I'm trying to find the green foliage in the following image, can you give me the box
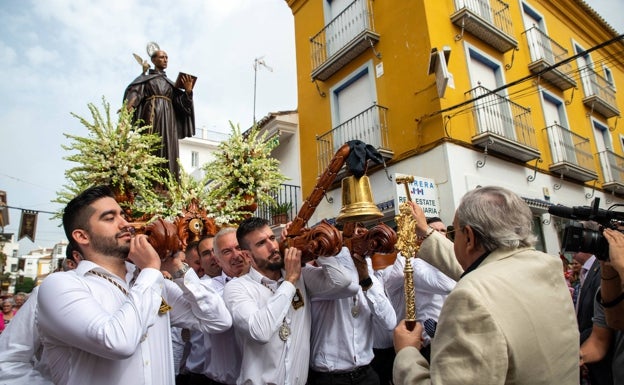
[0,251,6,272]
[203,122,288,224]
[14,277,35,294]
[271,201,293,215]
[54,97,168,219]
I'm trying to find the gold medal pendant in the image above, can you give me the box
[279,320,291,341]
[292,288,304,310]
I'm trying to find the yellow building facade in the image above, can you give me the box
[286,0,623,255]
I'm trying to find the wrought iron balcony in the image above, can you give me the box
[316,103,392,175]
[522,26,576,91]
[580,66,620,118]
[451,0,517,53]
[467,85,540,162]
[310,0,379,81]
[598,150,624,193]
[545,123,597,182]
[255,184,301,226]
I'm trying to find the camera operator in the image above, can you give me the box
[573,249,613,385]
[579,228,624,384]
[601,228,624,329]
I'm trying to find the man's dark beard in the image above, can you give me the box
[255,252,284,272]
[266,260,284,271]
[89,231,130,260]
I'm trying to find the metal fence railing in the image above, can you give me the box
[310,0,375,72]
[466,85,537,149]
[544,123,594,171]
[315,103,389,175]
[453,0,513,37]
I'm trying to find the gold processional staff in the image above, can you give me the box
[395,176,418,331]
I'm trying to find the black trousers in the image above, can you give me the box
[176,372,227,385]
[371,347,395,385]
[308,364,380,385]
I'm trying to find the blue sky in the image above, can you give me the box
[0,0,621,254]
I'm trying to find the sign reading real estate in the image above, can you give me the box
[394,173,440,217]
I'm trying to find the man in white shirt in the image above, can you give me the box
[37,185,232,385]
[213,227,251,279]
[197,227,251,384]
[172,242,203,379]
[186,240,207,279]
[0,244,82,385]
[199,234,223,278]
[223,217,355,385]
[175,238,217,385]
[183,233,238,385]
[307,250,396,385]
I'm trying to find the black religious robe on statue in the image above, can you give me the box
[123,69,195,179]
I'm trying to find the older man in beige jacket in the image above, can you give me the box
[393,186,578,385]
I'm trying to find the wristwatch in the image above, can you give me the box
[172,262,190,279]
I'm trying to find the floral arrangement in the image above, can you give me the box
[158,164,212,219]
[54,97,167,219]
[203,121,287,224]
[55,99,287,227]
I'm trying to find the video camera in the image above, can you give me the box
[548,198,624,261]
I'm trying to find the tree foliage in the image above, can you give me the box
[14,277,35,294]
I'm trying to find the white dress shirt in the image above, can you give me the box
[201,272,241,384]
[381,254,456,345]
[183,276,211,375]
[223,248,354,385]
[171,326,187,375]
[0,286,53,384]
[37,260,231,385]
[309,252,396,372]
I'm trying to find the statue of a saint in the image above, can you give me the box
[123,43,196,180]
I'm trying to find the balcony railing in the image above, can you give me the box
[467,85,540,162]
[580,66,620,118]
[598,150,624,193]
[255,183,301,225]
[191,127,230,142]
[316,103,391,175]
[522,26,575,90]
[545,123,597,182]
[451,0,517,52]
[310,0,379,81]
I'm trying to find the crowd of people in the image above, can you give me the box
[0,292,28,335]
[2,184,624,384]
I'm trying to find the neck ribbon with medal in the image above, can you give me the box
[262,278,304,342]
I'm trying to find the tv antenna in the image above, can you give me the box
[253,56,273,125]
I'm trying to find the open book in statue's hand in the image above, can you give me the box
[175,72,198,89]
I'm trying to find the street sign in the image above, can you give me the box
[394,173,440,217]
